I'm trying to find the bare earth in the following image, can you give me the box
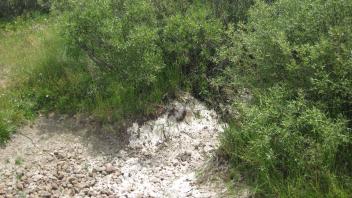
[0,95,244,197]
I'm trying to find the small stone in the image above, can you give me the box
[76,174,85,178]
[77,149,83,154]
[177,152,192,162]
[48,112,55,118]
[41,191,51,198]
[74,187,80,194]
[32,174,43,182]
[203,145,214,153]
[68,177,76,183]
[88,190,97,196]
[87,179,96,187]
[105,163,115,173]
[0,185,5,195]
[100,189,110,195]
[97,166,106,172]
[81,188,89,195]
[16,183,24,190]
[53,151,65,159]
[4,171,11,177]
[57,172,64,180]
[62,164,68,170]
[135,193,144,198]
[45,185,52,191]
[151,178,159,184]
[51,183,58,190]
[46,156,54,162]
[115,170,122,176]
[172,159,178,166]
[76,182,86,189]
[128,186,135,192]
[21,175,28,181]
[52,192,60,198]
[68,188,75,196]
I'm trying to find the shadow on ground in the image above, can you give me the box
[35,114,131,156]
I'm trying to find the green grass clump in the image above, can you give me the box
[0,16,49,143]
[15,156,23,165]
[0,90,35,143]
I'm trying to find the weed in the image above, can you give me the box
[15,157,23,165]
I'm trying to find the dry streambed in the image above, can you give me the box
[0,95,238,197]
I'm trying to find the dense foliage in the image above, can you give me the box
[0,0,50,18]
[64,0,163,87]
[62,0,224,97]
[223,87,351,196]
[219,0,352,196]
[219,0,352,119]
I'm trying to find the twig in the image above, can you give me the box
[17,132,38,148]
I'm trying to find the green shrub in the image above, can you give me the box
[223,87,351,196]
[219,0,352,119]
[58,0,225,114]
[218,0,352,196]
[208,0,255,24]
[62,0,164,90]
[0,0,50,18]
[160,3,223,98]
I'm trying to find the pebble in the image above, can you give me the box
[51,183,58,190]
[57,173,65,180]
[105,163,115,173]
[16,183,23,190]
[41,191,51,198]
[97,166,106,172]
[32,175,43,182]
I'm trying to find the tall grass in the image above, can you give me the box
[0,16,52,143]
[0,15,94,142]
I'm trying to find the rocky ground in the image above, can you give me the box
[0,95,245,197]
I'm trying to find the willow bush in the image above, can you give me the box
[59,0,225,103]
[220,0,352,196]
